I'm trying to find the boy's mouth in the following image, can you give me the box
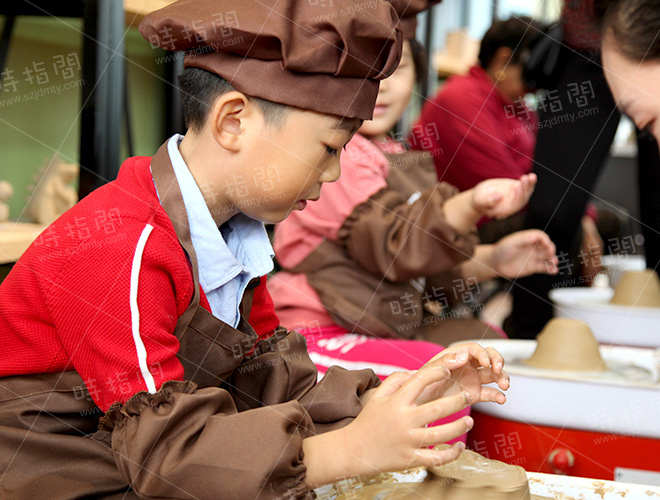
[295,200,307,210]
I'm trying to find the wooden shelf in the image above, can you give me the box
[435,54,473,78]
[433,30,479,79]
[124,0,176,28]
[0,223,46,264]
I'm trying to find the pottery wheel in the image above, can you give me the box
[508,356,654,384]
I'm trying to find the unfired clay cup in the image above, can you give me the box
[524,318,606,371]
[610,269,660,308]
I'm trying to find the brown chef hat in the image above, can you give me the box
[139,0,404,120]
[391,0,442,39]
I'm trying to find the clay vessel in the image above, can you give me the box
[524,318,606,371]
[610,269,660,308]
[333,447,530,500]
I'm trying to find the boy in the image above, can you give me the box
[0,1,509,498]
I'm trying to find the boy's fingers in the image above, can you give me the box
[414,442,464,469]
[476,367,509,392]
[399,362,451,405]
[484,368,510,390]
[445,343,488,369]
[440,352,470,369]
[416,380,450,405]
[376,371,414,398]
[412,416,473,448]
[499,370,511,390]
[481,386,507,404]
[478,368,502,385]
[440,344,504,374]
[414,392,473,427]
[465,344,492,370]
[485,347,503,373]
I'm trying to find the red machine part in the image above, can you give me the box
[468,410,660,480]
[548,448,575,475]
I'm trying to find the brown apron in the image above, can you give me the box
[0,143,271,499]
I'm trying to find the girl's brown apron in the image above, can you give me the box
[0,143,266,499]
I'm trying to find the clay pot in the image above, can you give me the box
[331,447,530,500]
[610,269,660,308]
[524,318,606,371]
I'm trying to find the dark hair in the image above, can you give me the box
[409,38,428,88]
[598,0,660,62]
[478,16,544,69]
[178,67,363,133]
[177,67,290,131]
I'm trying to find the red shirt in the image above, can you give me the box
[0,155,279,411]
[409,65,536,192]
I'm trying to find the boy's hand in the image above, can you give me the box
[339,357,474,475]
[302,344,509,486]
[492,229,559,278]
[417,343,509,407]
[471,174,537,219]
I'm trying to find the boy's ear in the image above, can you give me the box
[209,91,251,152]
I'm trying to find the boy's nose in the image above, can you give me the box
[324,160,341,183]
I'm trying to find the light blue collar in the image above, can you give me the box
[162,134,274,326]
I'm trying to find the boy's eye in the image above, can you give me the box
[325,145,339,157]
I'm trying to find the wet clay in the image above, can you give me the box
[524,318,606,372]
[610,269,660,308]
[334,447,530,500]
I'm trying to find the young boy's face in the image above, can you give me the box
[223,107,355,224]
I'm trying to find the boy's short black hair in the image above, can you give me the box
[478,16,543,69]
[178,67,363,134]
[178,67,290,132]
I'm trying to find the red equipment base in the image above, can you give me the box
[467,410,660,480]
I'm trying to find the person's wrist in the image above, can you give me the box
[330,424,368,480]
[303,428,360,489]
[359,387,375,406]
[473,244,498,281]
[445,190,481,233]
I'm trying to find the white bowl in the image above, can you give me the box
[549,287,660,348]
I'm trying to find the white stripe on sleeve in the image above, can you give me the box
[130,224,157,393]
